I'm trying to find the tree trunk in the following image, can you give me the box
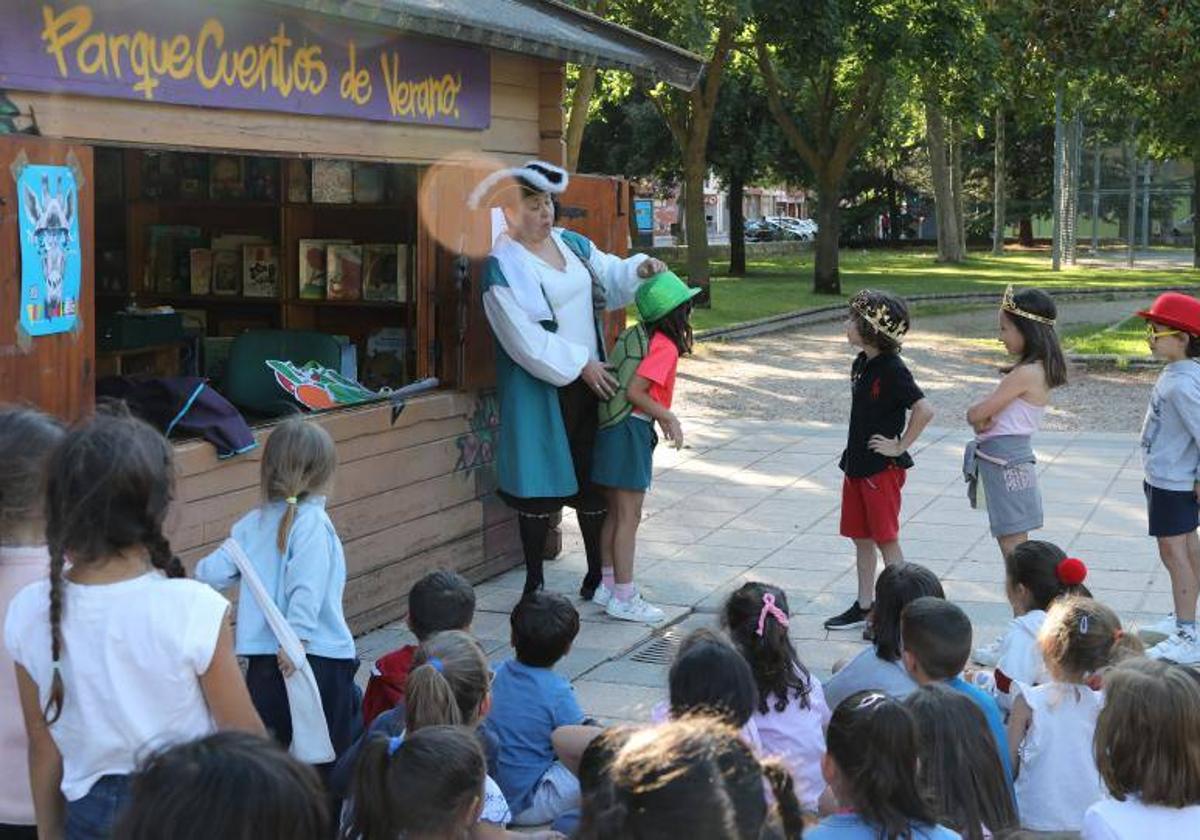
[1051,80,1063,270]
[992,108,1006,255]
[813,174,842,294]
[728,173,747,276]
[1018,216,1033,247]
[925,101,962,262]
[564,66,599,173]
[1127,141,1137,266]
[682,146,711,306]
[886,167,901,243]
[951,118,967,255]
[1194,152,1200,268]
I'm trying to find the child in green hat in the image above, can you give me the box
[590,271,700,623]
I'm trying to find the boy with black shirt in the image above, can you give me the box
[825,290,934,631]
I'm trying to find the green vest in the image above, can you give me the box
[598,323,649,429]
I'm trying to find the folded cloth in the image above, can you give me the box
[97,376,256,458]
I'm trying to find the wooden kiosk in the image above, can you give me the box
[0,0,702,632]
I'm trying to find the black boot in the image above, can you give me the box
[577,508,607,599]
[518,513,550,595]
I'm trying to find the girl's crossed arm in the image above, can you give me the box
[967,365,1038,433]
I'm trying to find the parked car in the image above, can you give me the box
[745,219,784,242]
[766,216,816,241]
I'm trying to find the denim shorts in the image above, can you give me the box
[65,775,130,840]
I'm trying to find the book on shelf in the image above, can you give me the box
[209,155,246,200]
[298,239,350,300]
[286,159,310,203]
[326,244,363,301]
[146,225,202,294]
[246,157,280,202]
[312,159,353,203]
[242,245,280,298]
[189,249,213,295]
[353,163,385,203]
[362,244,409,303]
[363,327,408,390]
[178,154,209,201]
[211,250,241,296]
[141,151,179,200]
[176,308,208,335]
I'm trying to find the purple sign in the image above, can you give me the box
[0,1,491,129]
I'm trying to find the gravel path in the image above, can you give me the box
[675,296,1160,433]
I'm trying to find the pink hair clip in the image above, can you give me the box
[756,593,790,637]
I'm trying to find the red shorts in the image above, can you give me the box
[840,467,906,543]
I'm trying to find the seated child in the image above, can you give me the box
[971,540,1090,711]
[575,717,803,840]
[905,684,1019,840]
[653,628,760,735]
[823,562,945,710]
[362,569,476,727]
[113,732,329,840]
[485,593,588,826]
[721,582,831,812]
[1008,596,1140,832]
[808,691,958,839]
[899,597,1013,785]
[1084,658,1200,839]
[347,726,487,840]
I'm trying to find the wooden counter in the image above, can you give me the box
[168,389,517,634]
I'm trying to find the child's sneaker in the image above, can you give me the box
[606,593,665,624]
[1139,614,1178,640]
[1147,626,1200,664]
[591,583,612,607]
[824,601,871,631]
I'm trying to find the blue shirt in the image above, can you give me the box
[946,676,1015,786]
[807,813,960,839]
[484,658,585,815]
[195,497,355,660]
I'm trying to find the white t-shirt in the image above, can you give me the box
[4,572,228,801]
[1083,796,1200,839]
[992,610,1049,711]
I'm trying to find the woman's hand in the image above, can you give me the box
[637,257,668,279]
[867,434,905,458]
[581,360,619,399]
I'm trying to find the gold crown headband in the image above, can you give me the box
[850,290,909,342]
[1002,285,1056,326]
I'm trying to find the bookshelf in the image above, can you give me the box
[95,147,419,387]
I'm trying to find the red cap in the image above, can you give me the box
[1056,557,1088,586]
[1137,292,1200,336]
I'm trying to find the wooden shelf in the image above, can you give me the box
[286,202,411,212]
[287,299,409,309]
[99,292,283,305]
[129,199,281,209]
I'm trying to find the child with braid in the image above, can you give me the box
[4,410,262,839]
[197,416,360,767]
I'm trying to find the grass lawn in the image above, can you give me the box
[678,249,1198,333]
[1061,316,1152,357]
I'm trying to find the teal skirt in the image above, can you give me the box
[592,415,657,491]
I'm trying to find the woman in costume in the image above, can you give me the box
[470,161,666,598]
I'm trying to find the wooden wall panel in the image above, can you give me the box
[169,393,518,634]
[0,137,94,421]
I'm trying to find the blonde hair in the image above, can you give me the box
[1038,596,1142,681]
[1095,658,1200,807]
[405,630,490,732]
[260,418,336,553]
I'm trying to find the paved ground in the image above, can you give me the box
[355,418,1171,726]
[675,296,1161,431]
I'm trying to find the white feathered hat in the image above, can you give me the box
[467,160,569,209]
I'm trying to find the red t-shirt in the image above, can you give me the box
[361,644,416,727]
[636,332,680,410]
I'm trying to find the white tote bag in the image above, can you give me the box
[221,537,336,764]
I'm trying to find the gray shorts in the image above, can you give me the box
[977,456,1043,538]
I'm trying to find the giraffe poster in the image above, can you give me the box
[17,164,80,336]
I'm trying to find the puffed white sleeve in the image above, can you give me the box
[482,258,589,386]
[578,238,651,311]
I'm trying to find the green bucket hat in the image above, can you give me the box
[636,270,702,323]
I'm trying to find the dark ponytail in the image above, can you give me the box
[1006,540,1090,611]
[345,726,485,840]
[42,409,182,722]
[722,581,812,714]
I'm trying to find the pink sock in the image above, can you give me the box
[602,567,615,590]
[614,583,636,602]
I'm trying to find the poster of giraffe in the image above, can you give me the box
[17,164,80,337]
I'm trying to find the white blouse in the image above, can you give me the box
[483,230,646,386]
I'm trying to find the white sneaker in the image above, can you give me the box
[606,593,665,624]
[591,583,612,607]
[972,636,1003,668]
[1140,614,1178,638]
[1147,627,1200,664]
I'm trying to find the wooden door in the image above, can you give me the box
[559,174,632,347]
[0,136,94,420]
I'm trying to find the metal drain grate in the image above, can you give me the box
[628,628,685,665]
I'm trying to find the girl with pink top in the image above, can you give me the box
[722,582,831,813]
[0,407,64,839]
